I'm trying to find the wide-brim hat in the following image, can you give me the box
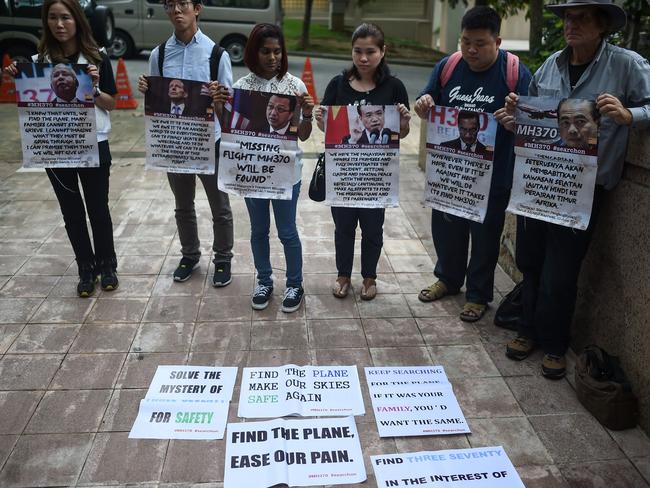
[546,0,627,32]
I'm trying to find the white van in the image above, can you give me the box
[98,0,282,64]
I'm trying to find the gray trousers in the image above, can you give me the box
[167,151,233,263]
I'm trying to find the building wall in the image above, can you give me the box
[284,0,529,48]
[498,127,650,431]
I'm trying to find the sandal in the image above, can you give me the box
[418,280,449,303]
[332,277,351,298]
[360,278,377,301]
[459,302,487,322]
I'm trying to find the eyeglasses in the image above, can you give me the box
[267,103,290,114]
[163,1,193,12]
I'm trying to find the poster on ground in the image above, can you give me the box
[371,446,525,487]
[225,416,366,487]
[129,365,237,440]
[218,88,299,199]
[238,365,364,418]
[365,366,469,437]
[423,106,496,223]
[144,76,215,174]
[507,96,599,230]
[324,105,400,208]
[15,63,99,168]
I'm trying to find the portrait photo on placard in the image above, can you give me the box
[15,63,94,107]
[427,106,496,160]
[222,88,299,139]
[145,76,214,120]
[325,104,400,148]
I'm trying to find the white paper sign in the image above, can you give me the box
[238,365,364,418]
[144,76,216,174]
[365,366,469,437]
[218,88,299,199]
[372,447,525,487]
[16,63,99,169]
[324,105,400,208]
[128,397,230,439]
[225,417,366,487]
[423,106,497,223]
[507,96,599,230]
[129,365,237,439]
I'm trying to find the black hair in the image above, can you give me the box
[267,93,296,112]
[461,6,501,36]
[356,105,385,116]
[344,23,391,85]
[458,110,480,125]
[557,98,601,123]
[244,23,289,79]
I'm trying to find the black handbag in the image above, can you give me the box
[494,281,523,330]
[308,152,326,202]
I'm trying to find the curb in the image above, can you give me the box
[288,50,438,68]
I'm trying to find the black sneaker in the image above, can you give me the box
[212,261,232,287]
[251,283,273,310]
[173,257,199,282]
[282,286,304,313]
[77,264,97,298]
[99,262,119,291]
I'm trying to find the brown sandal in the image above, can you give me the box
[332,277,351,298]
[459,302,487,322]
[360,278,377,301]
[418,280,449,302]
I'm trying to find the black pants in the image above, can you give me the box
[516,186,605,355]
[431,191,510,304]
[331,206,385,279]
[46,141,116,273]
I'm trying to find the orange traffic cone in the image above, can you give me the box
[0,54,17,103]
[114,58,138,109]
[301,57,318,104]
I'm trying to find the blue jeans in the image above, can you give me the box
[245,182,302,288]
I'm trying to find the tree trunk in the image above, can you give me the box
[299,0,314,50]
[474,0,488,5]
[528,0,543,55]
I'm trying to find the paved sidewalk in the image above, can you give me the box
[0,104,649,487]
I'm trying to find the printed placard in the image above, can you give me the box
[144,76,215,174]
[365,366,469,437]
[225,417,366,487]
[507,96,599,230]
[423,106,496,223]
[15,62,99,168]
[324,105,400,208]
[129,398,230,439]
[365,366,451,388]
[218,88,299,199]
[238,365,364,418]
[129,365,237,439]
[371,447,525,487]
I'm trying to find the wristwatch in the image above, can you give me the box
[93,86,102,98]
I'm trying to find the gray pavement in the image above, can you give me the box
[0,70,649,487]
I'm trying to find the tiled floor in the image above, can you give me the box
[0,106,649,487]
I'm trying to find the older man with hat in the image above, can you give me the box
[495,0,650,379]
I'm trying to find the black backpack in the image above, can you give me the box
[157,42,224,80]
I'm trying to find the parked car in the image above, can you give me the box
[0,0,114,63]
[98,0,282,65]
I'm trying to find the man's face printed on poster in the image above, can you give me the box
[266,95,292,131]
[558,99,599,149]
[168,79,188,104]
[359,105,385,133]
[50,64,78,102]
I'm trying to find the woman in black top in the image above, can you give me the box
[4,0,119,297]
[315,22,410,300]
